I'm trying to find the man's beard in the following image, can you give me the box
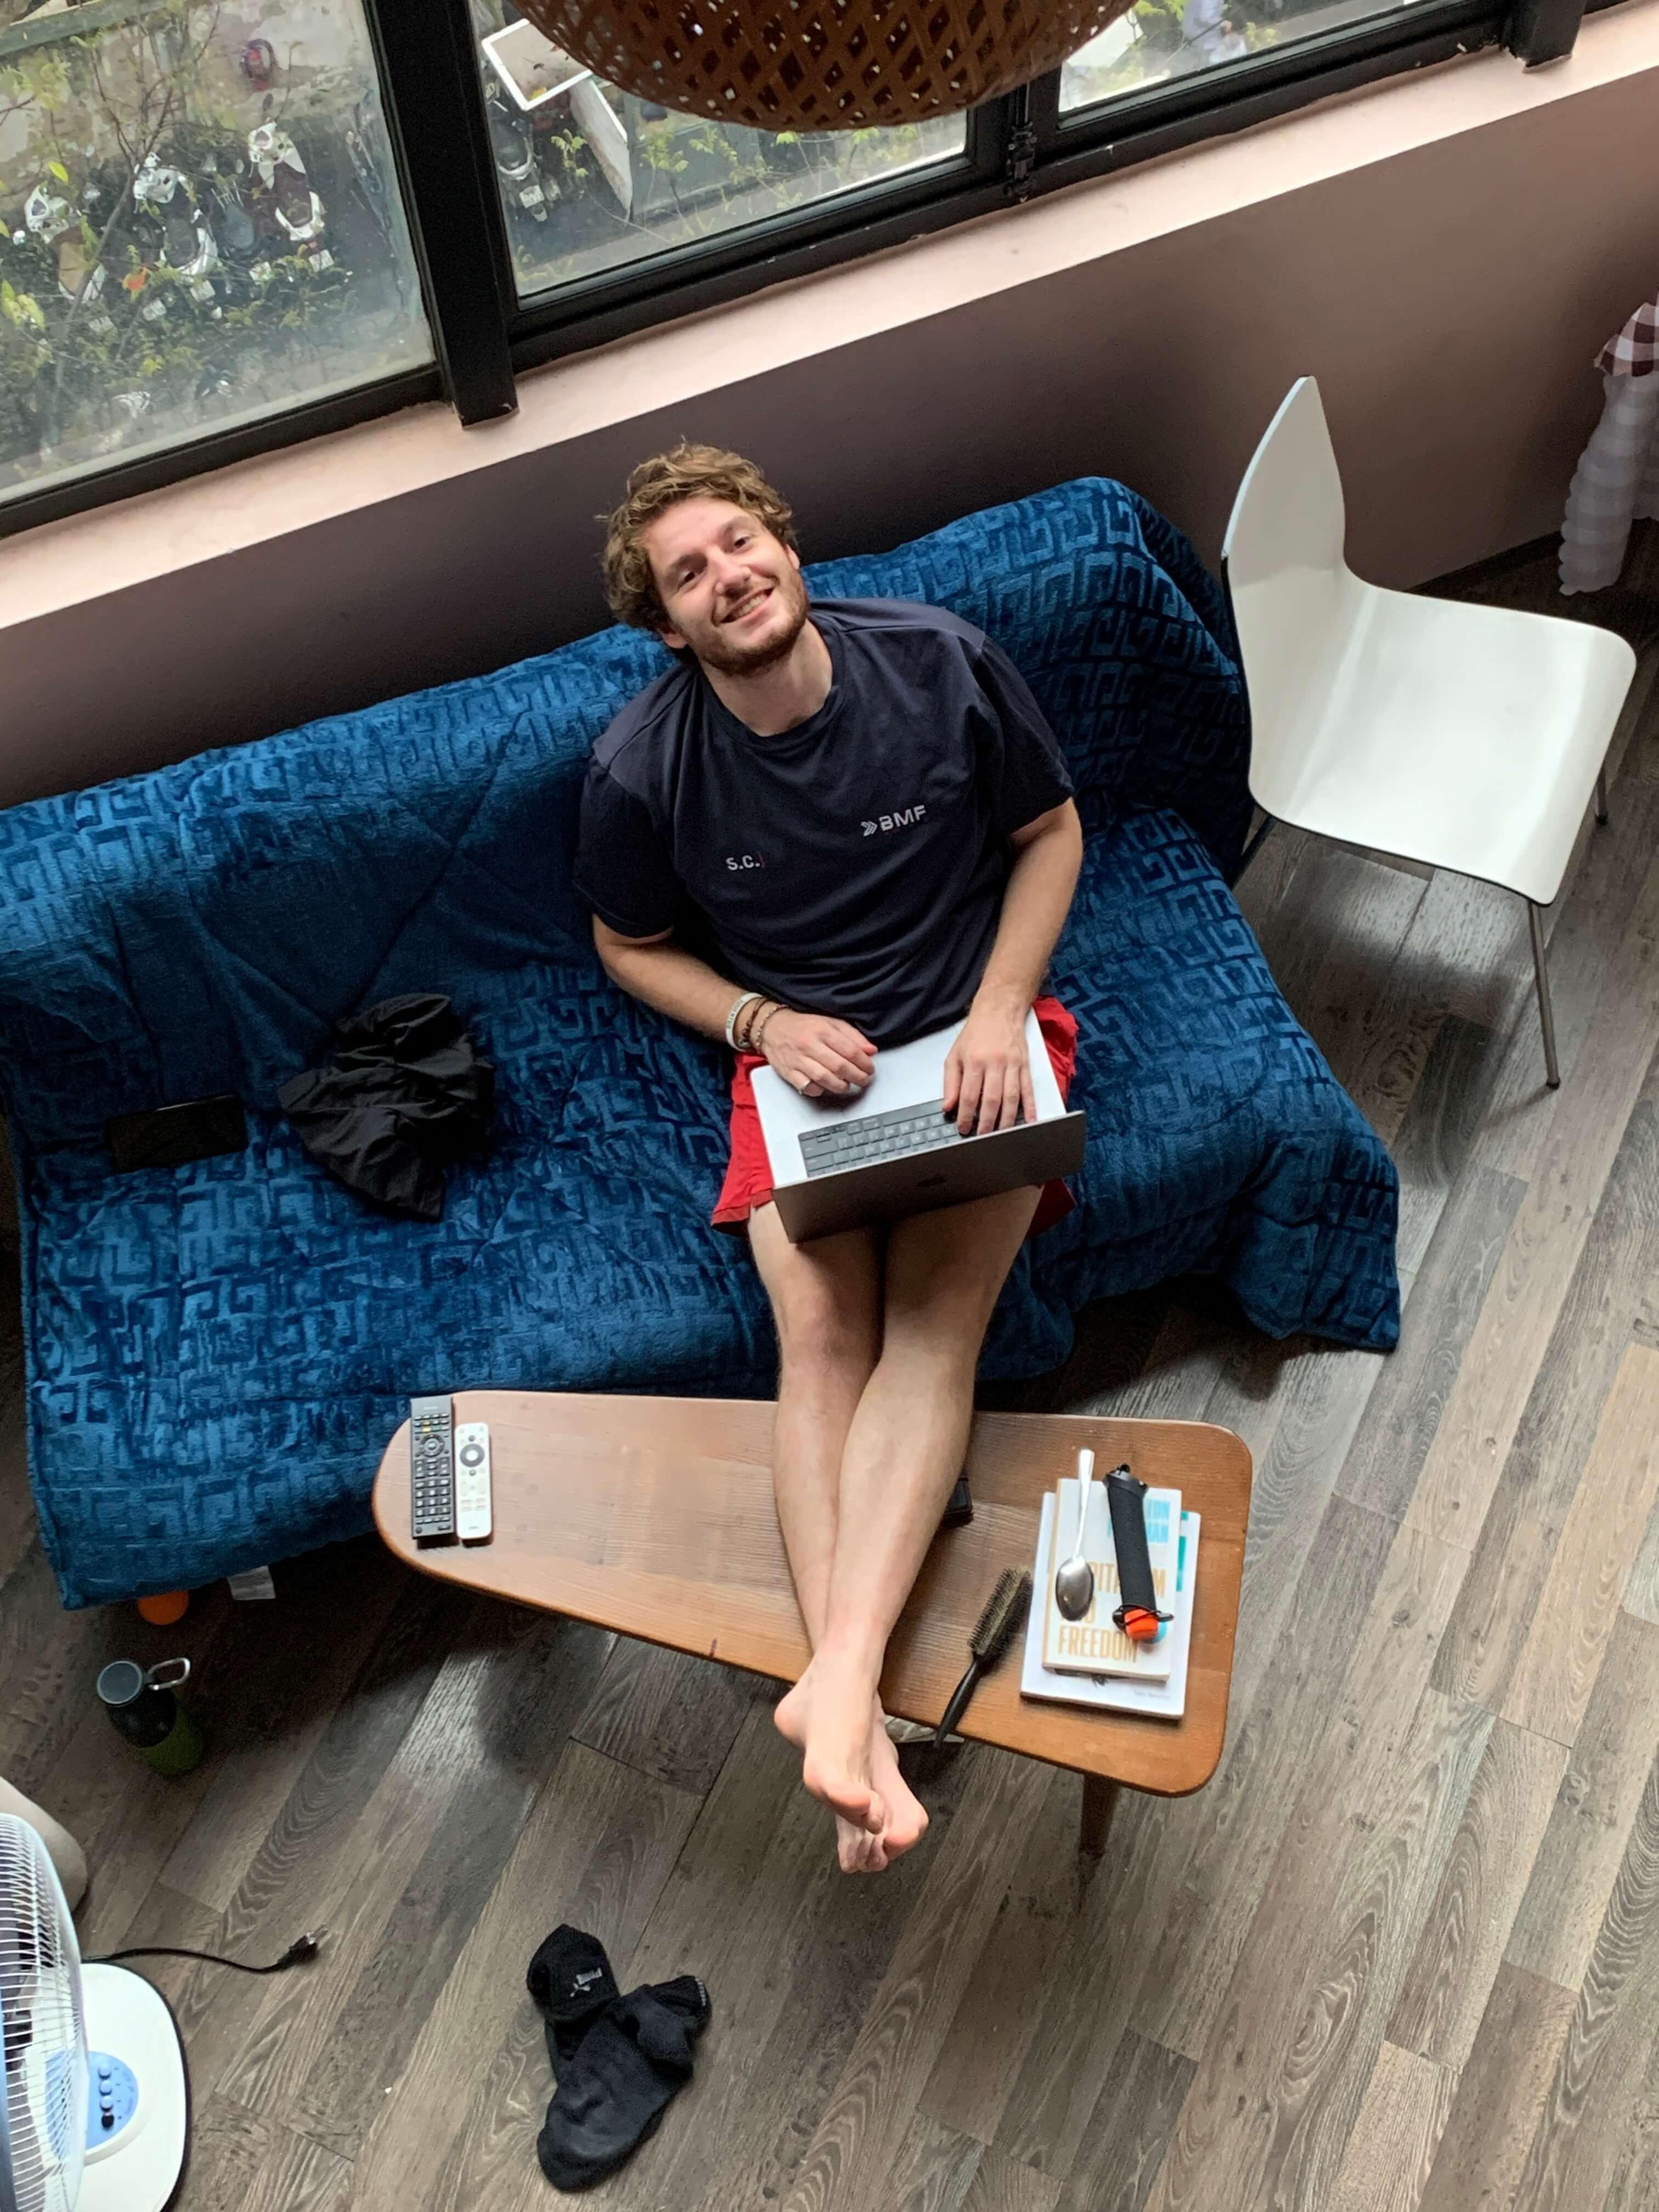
[694,567,810,677]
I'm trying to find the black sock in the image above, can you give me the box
[528,1934,711,2191]
[526,1926,620,2068]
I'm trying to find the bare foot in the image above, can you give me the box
[836,1810,888,1875]
[776,1656,884,1837]
[827,1715,926,1874]
[867,1706,928,1863]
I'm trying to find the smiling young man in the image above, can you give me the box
[575,445,1083,1874]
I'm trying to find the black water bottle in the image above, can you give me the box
[96,1656,205,1776]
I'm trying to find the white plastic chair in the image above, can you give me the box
[1222,377,1638,1087]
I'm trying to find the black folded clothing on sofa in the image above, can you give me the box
[278,992,494,1221]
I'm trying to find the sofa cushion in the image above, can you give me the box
[0,478,1246,1149]
[20,805,1395,1605]
[0,474,1399,1607]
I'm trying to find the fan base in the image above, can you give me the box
[78,1963,188,2212]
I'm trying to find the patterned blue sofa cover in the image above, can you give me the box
[0,478,1399,1607]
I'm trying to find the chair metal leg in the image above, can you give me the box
[1596,769,1610,826]
[1528,900,1561,1091]
[1235,810,1275,878]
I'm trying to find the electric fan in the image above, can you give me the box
[0,1813,187,2212]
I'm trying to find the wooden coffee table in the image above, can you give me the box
[373,1393,1251,1857]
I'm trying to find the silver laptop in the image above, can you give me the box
[752,1010,1086,1243]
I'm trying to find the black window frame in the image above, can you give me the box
[0,0,1598,541]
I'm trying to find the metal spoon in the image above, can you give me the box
[1054,1447,1097,1621]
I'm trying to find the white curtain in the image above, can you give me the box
[1560,297,1659,596]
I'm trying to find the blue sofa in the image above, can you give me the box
[0,478,1399,1609]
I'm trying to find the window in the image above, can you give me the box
[1060,0,1448,114]
[470,3,964,303]
[0,0,429,505]
[0,0,1569,532]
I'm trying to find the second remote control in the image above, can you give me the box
[409,1395,456,1543]
[453,1421,493,1544]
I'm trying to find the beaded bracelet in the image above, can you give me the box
[752,1002,786,1051]
[738,997,776,1051]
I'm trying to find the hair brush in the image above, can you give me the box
[933,1568,1032,1746]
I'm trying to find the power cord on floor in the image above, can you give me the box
[87,1931,325,1975]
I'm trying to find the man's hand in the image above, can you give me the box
[762,1011,877,1098]
[944,998,1034,1135]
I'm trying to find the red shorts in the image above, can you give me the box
[713,995,1080,1239]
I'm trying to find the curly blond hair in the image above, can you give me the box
[601,442,798,631]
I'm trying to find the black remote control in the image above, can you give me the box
[410,1395,456,1543]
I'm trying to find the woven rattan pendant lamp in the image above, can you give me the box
[518,0,1134,132]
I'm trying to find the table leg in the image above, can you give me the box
[1079,1774,1119,1861]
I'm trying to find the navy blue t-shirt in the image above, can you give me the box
[573,599,1075,1048]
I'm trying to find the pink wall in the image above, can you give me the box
[2,48,1657,808]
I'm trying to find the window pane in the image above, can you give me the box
[1062,0,1423,111]
[0,0,431,504]
[470,4,965,303]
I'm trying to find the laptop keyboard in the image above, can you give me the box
[799,1099,1023,1180]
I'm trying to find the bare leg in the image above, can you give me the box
[749,1207,923,1872]
[774,1186,1039,1849]
[747,1209,881,1643]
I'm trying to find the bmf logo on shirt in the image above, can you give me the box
[861,803,928,837]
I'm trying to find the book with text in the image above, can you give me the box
[1022,1494,1200,1720]
[1040,1475,1181,1680]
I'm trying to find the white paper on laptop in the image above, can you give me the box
[1022,1493,1200,1721]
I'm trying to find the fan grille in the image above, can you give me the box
[0,1815,86,2212]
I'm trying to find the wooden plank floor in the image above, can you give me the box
[5,528,1659,2212]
